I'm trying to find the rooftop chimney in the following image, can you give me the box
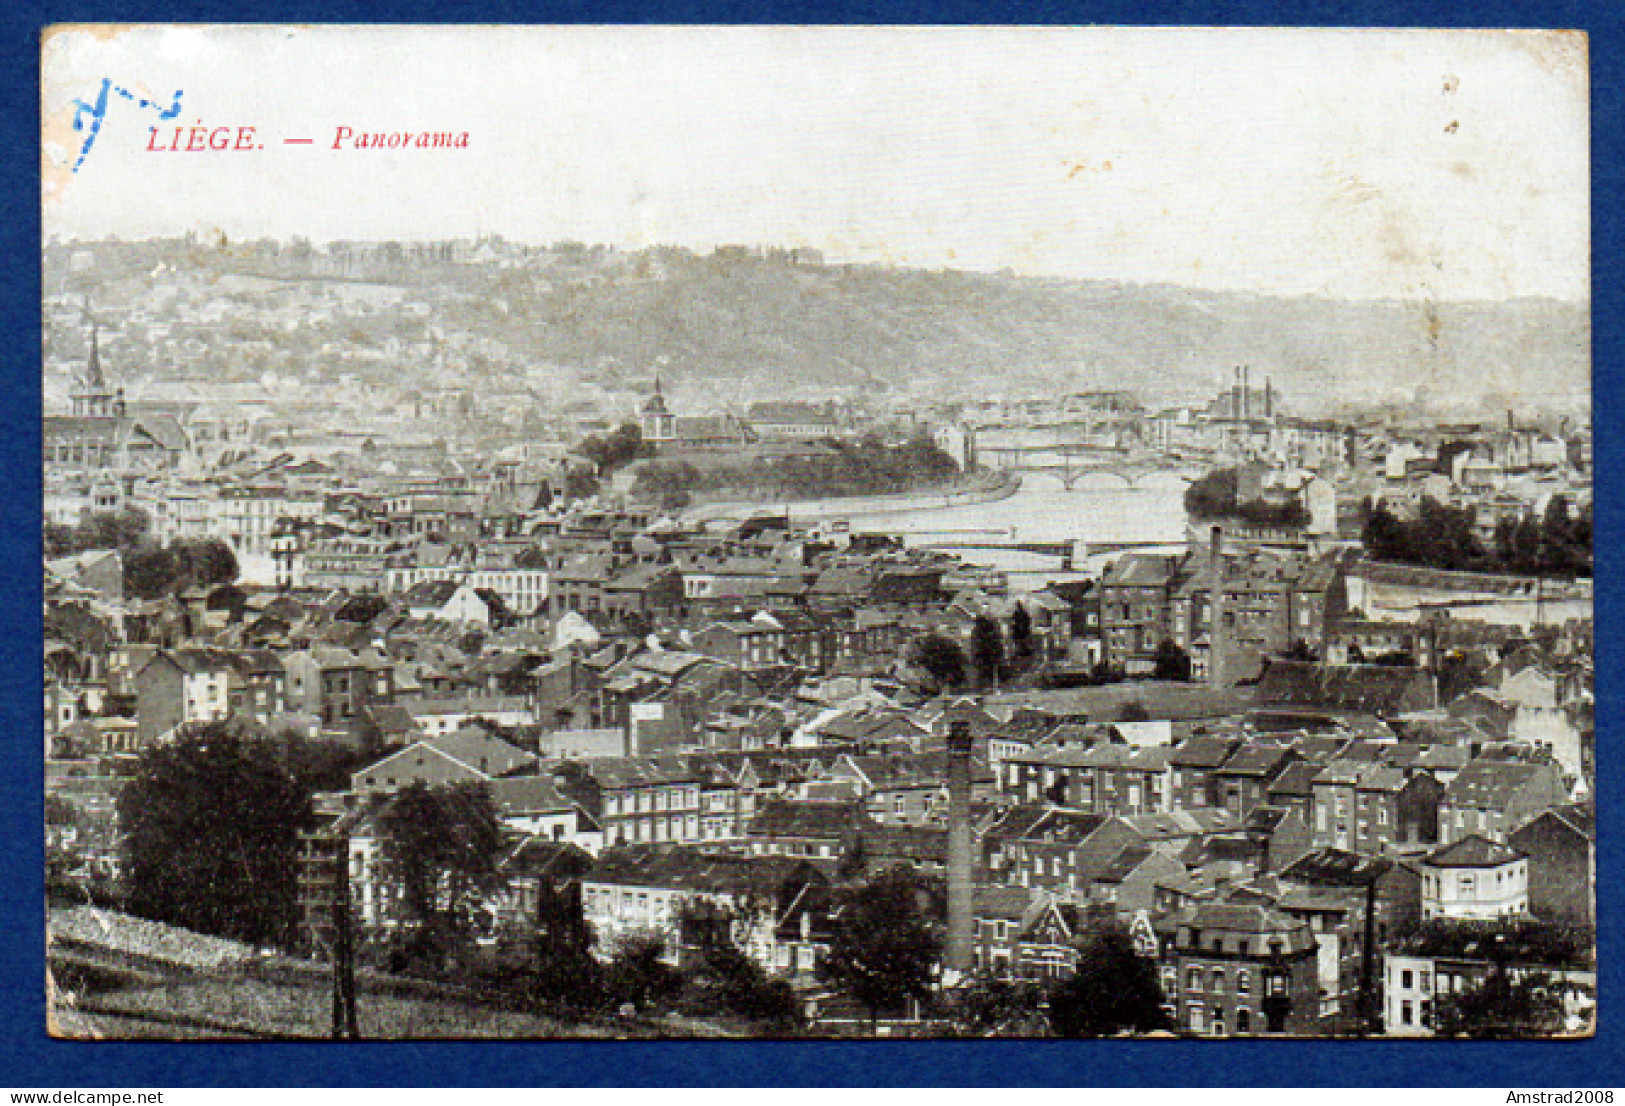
[945,718,976,975]
[1208,525,1230,691]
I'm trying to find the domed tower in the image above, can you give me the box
[641,375,675,443]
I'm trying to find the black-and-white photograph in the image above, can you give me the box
[41,25,1593,1039]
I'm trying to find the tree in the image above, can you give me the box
[1009,603,1035,671]
[376,782,508,960]
[119,723,307,947]
[1046,914,1172,1038]
[514,544,549,570]
[604,931,684,1012]
[1437,648,1491,702]
[124,539,239,600]
[954,971,1049,1036]
[911,633,967,690]
[816,867,943,1031]
[1117,700,1151,723]
[1184,468,1240,520]
[1150,639,1192,681]
[563,467,600,502]
[532,879,602,1011]
[674,906,799,1027]
[690,943,798,1025]
[579,421,654,474]
[970,615,1005,689]
[1433,967,1568,1039]
[1282,639,1318,663]
[46,507,150,558]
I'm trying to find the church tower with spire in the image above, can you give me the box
[640,375,675,442]
[70,324,121,419]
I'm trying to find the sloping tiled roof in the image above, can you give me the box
[1215,743,1294,777]
[1169,736,1239,769]
[988,807,1111,845]
[424,728,538,777]
[585,845,814,896]
[1423,834,1526,869]
[1267,760,1323,798]
[1168,902,1317,948]
[1444,760,1553,811]
[488,774,576,815]
[972,883,1047,923]
[748,799,866,839]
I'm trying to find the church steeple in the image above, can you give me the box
[643,374,670,416]
[641,373,675,442]
[71,321,117,418]
[86,324,106,391]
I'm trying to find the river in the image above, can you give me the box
[709,477,1194,586]
[830,481,1189,547]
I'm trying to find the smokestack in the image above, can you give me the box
[1232,367,1243,420]
[1265,377,1274,420]
[945,718,975,976]
[1208,525,1229,690]
[1242,366,1250,420]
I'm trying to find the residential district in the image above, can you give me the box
[43,272,1594,1037]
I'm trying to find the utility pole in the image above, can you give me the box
[1358,877,1381,1037]
[330,836,360,1040]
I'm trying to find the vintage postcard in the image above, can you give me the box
[41,25,1592,1040]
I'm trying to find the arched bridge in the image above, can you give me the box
[978,445,1200,491]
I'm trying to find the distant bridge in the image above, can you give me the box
[977,445,1201,491]
[922,539,1077,558]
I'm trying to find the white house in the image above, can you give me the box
[1420,835,1529,921]
[402,695,537,737]
[488,774,603,853]
[403,580,495,626]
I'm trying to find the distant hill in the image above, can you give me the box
[45,240,1590,416]
[486,252,1591,415]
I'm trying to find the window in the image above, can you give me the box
[1237,970,1251,995]
[1402,970,1413,990]
[1401,1000,1414,1026]
[1187,967,1203,991]
[1420,971,1431,994]
[1211,968,1226,991]
[1237,1009,1251,1034]
[1188,1004,1205,1032]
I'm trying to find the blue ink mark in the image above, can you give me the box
[70,79,183,173]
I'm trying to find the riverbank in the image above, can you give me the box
[681,469,1020,525]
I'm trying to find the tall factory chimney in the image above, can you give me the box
[1208,525,1230,690]
[1265,377,1274,420]
[945,718,976,976]
[1241,366,1250,420]
[1232,367,1243,420]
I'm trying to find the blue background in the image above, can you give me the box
[3,0,1619,1086]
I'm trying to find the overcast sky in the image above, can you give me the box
[42,25,1589,302]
